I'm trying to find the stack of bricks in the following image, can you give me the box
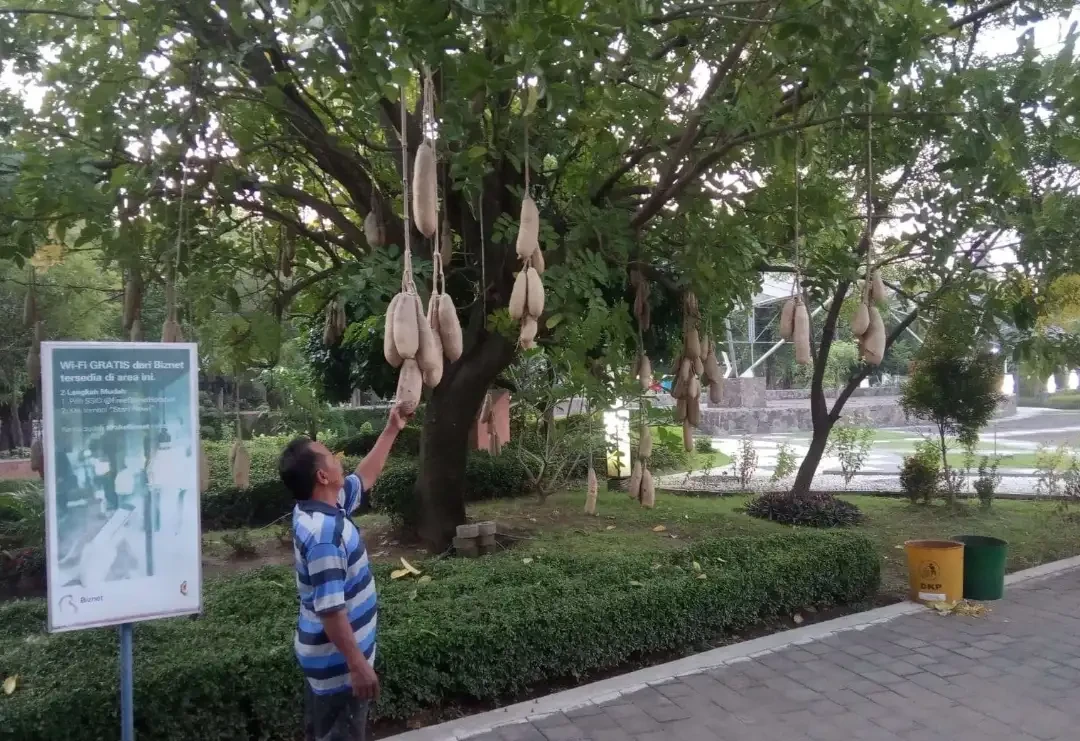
[453,521,497,557]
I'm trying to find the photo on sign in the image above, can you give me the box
[43,343,201,631]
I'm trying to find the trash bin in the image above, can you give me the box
[904,539,964,604]
[951,535,1008,600]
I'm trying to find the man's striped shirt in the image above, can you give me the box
[292,474,378,694]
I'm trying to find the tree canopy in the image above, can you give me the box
[2,0,1079,544]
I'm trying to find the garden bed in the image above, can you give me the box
[0,531,877,740]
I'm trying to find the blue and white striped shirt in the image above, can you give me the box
[292,474,378,694]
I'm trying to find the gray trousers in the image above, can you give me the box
[304,684,369,741]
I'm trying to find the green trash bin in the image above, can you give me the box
[951,535,1008,600]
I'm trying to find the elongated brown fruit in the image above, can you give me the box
[438,294,463,361]
[638,353,652,391]
[708,379,723,404]
[863,306,886,366]
[416,294,442,387]
[679,357,692,384]
[639,424,652,460]
[675,397,687,423]
[519,315,538,345]
[384,293,404,368]
[704,353,723,384]
[687,396,700,427]
[532,248,545,275]
[683,419,693,452]
[509,269,528,320]
[231,440,251,490]
[870,270,887,303]
[27,343,40,385]
[124,271,143,331]
[426,295,444,386]
[794,301,811,366]
[628,460,643,501]
[23,286,35,329]
[779,298,795,340]
[393,293,419,359]
[693,356,704,377]
[162,318,183,343]
[673,371,687,400]
[396,358,423,414]
[685,327,701,359]
[413,139,438,238]
[640,467,655,508]
[525,267,544,317]
[30,438,43,477]
[688,376,701,401]
[851,301,870,337]
[585,463,598,515]
[364,211,385,247]
[199,444,211,493]
[516,195,540,260]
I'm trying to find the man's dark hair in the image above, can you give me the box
[279,437,320,500]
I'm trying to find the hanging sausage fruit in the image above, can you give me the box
[703,334,724,404]
[123,267,143,341]
[322,296,348,347]
[230,428,251,490]
[511,82,545,350]
[161,274,184,343]
[383,72,440,413]
[855,68,885,369]
[790,102,812,367]
[365,197,387,248]
[670,291,703,452]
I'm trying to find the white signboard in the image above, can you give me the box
[42,342,202,632]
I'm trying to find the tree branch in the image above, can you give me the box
[0,8,122,21]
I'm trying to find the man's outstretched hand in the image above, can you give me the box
[388,403,414,432]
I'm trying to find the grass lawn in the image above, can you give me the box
[468,490,1080,599]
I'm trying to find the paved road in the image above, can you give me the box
[470,568,1080,741]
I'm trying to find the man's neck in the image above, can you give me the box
[310,487,338,507]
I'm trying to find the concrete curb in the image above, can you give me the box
[388,554,1080,741]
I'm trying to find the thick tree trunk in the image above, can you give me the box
[414,330,516,551]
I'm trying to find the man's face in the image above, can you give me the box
[310,441,344,492]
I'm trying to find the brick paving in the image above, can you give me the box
[468,568,1080,741]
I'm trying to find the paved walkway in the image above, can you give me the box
[462,568,1080,741]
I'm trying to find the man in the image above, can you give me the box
[278,404,413,741]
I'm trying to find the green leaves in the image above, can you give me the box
[0,530,879,738]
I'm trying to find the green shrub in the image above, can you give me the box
[899,440,941,505]
[331,425,421,457]
[745,492,864,527]
[0,531,878,740]
[634,426,689,472]
[200,437,361,530]
[370,453,532,530]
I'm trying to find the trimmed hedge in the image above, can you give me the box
[200,437,364,530]
[331,426,422,457]
[0,531,878,740]
[200,438,531,531]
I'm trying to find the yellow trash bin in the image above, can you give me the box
[904,539,964,604]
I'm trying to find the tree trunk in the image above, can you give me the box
[791,418,833,496]
[414,330,516,551]
[939,425,953,506]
